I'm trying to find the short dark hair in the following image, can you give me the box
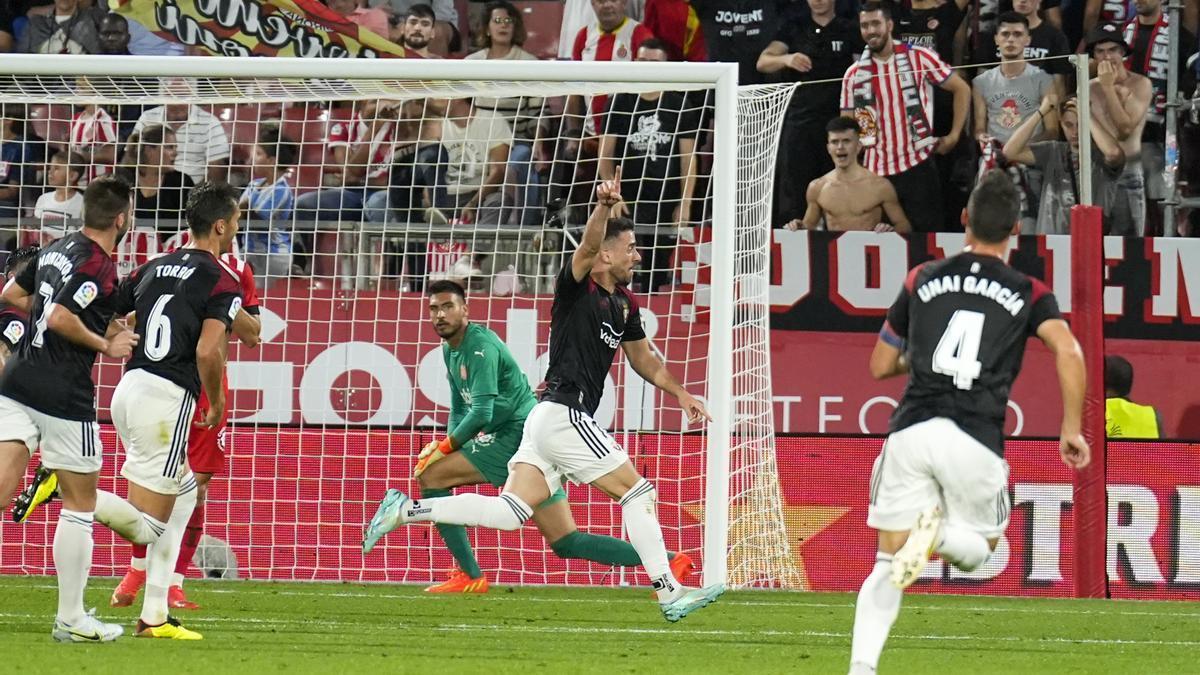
[638,37,673,57]
[82,174,132,231]
[967,170,1021,243]
[604,217,636,242]
[476,0,526,48]
[996,11,1030,30]
[137,124,174,165]
[859,1,892,19]
[50,150,86,180]
[427,279,467,301]
[826,115,860,135]
[407,3,436,21]
[4,245,39,277]
[257,126,299,167]
[185,181,240,238]
[1105,355,1134,397]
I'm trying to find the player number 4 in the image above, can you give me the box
[144,294,174,362]
[931,310,984,390]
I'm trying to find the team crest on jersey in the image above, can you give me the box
[3,320,23,344]
[474,432,495,448]
[617,44,628,58]
[73,281,98,308]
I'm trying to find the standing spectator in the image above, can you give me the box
[69,102,118,183]
[1003,94,1126,234]
[133,83,231,184]
[644,0,707,62]
[691,0,783,85]
[425,98,513,227]
[325,0,391,40]
[757,0,862,226]
[570,0,654,137]
[1124,0,1197,235]
[974,0,1071,92]
[126,125,195,231]
[401,3,443,57]
[599,39,702,290]
[1084,0,1135,40]
[1104,355,1162,438]
[369,0,460,54]
[34,150,84,222]
[1088,23,1152,235]
[893,0,970,59]
[558,0,644,58]
[974,14,1056,144]
[840,1,971,232]
[17,0,101,54]
[293,99,396,226]
[240,127,298,280]
[465,1,543,226]
[0,104,41,222]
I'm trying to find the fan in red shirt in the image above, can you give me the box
[112,236,262,610]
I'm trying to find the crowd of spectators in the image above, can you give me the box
[0,0,1198,289]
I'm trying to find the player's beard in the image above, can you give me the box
[115,220,132,246]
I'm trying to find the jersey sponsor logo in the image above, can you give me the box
[461,389,473,405]
[915,273,1026,316]
[73,281,98,308]
[3,319,23,344]
[228,296,243,321]
[600,321,624,349]
[473,350,485,358]
[473,431,495,448]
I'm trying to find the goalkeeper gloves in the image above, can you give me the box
[414,438,455,478]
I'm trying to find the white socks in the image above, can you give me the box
[936,524,991,572]
[850,553,903,671]
[94,490,166,545]
[54,509,94,626]
[141,488,197,626]
[405,492,533,531]
[619,479,681,603]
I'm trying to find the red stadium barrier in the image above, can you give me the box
[2,430,1196,600]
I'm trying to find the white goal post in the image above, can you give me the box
[0,53,800,589]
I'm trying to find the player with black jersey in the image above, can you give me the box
[91,182,243,641]
[366,168,724,622]
[0,246,37,371]
[0,176,138,643]
[848,171,1091,675]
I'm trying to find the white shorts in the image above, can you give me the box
[111,369,197,496]
[0,395,102,473]
[508,401,629,495]
[868,417,1011,540]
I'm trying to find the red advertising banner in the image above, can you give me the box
[1,430,1195,601]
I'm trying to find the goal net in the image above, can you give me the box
[0,55,800,589]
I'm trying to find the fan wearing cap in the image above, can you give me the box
[1086,22,1153,235]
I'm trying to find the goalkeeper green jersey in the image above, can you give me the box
[444,322,537,448]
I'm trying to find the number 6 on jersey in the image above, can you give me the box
[932,310,984,390]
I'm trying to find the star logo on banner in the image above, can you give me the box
[682,502,849,590]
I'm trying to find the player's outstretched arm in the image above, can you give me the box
[196,318,229,428]
[1037,318,1090,470]
[621,338,711,425]
[571,167,623,282]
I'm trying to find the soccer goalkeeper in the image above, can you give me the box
[372,279,693,593]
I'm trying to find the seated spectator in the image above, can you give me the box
[97,11,131,55]
[69,101,118,182]
[1105,355,1162,438]
[465,0,543,225]
[240,127,298,280]
[399,3,442,57]
[0,104,42,222]
[325,0,391,41]
[126,124,195,231]
[34,150,84,221]
[0,1,16,52]
[369,0,459,53]
[294,99,396,227]
[787,116,911,233]
[18,0,103,54]
[424,97,513,226]
[133,82,232,184]
[599,40,701,290]
[558,0,644,59]
[1002,94,1126,234]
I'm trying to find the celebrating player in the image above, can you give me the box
[365,168,723,622]
[847,171,1090,674]
[365,279,693,593]
[108,234,261,610]
[0,176,138,643]
[88,181,244,640]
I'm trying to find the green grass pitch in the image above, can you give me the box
[0,576,1195,673]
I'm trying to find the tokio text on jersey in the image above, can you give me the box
[882,252,1062,455]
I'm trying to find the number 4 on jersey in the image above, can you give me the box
[932,310,984,390]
